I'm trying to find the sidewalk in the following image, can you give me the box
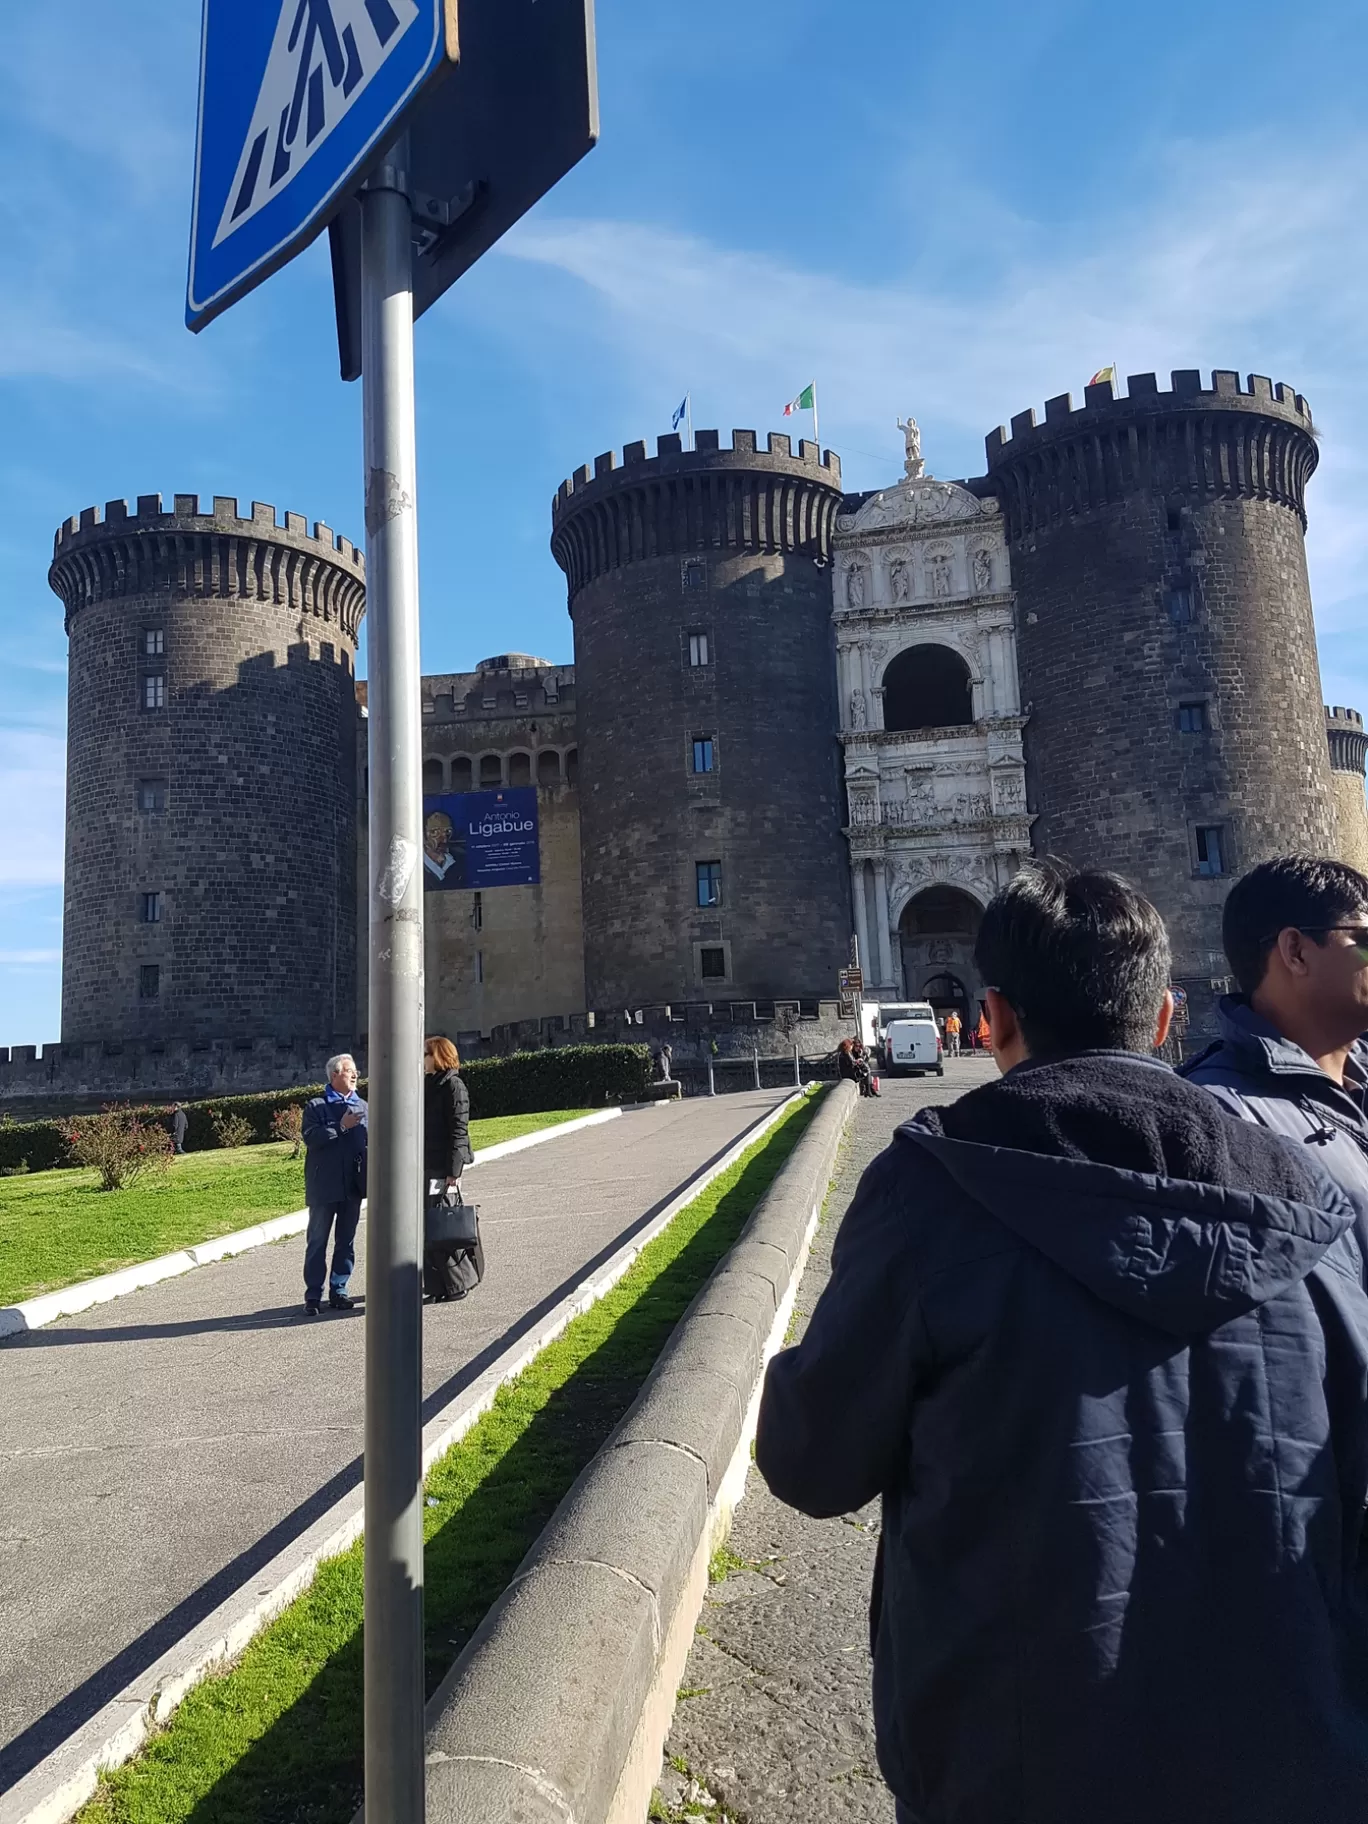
[0,1089,791,1791]
[652,1061,996,1822]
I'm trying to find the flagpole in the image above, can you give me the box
[686,392,693,452]
[812,383,820,454]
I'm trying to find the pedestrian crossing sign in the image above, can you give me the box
[188,0,454,331]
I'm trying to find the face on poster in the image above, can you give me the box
[423,788,540,890]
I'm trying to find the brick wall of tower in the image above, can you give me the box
[1327,707,1368,875]
[986,371,1334,1034]
[551,431,851,1009]
[50,494,365,1045]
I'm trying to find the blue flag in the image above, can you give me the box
[672,395,688,430]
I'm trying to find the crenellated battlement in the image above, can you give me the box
[984,369,1320,537]
[552,428,840,513]
[1326,706,1368,779]
[49,493,366,637]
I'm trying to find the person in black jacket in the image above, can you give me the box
[301,1053,368,1316]
[757,866,1368,1824]
[423,1034,475,1302]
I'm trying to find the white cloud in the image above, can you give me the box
[498,133,1368,703]
[0,949,60,965]
[0,730,65,888]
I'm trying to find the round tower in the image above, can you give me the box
[550,429,849,1009]
[50,492,366,1045]
[984,368,1335,1030]
[1326,706,1368,875]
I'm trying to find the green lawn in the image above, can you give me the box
[0,1110,595,1306]
[75,1090,820,1824]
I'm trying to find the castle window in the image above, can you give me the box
[143,673,166,710]
[472,892,483,932]
[475,949,484,985]
[882,645,973,732]
[422,757,444,792]
[137,778,167,812]
[692,736,715,774]
[683,558,706,590]
[479,754,503,787]
[536,749,561,787]
[138,964,160,1000]
[140,891,162,924]
[1177,702,1208,733]
[700,946,727,981]
[688,631,710,668]
[143,629,164,656]
[508,751,532,786]
[451,755,473,792]
[566,747,579,784]
[1166,508,1182,533]
[696,860,723,907]
[1195,825,1227,877]
[1167,587,1195,624]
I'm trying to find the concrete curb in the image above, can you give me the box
[0,1094,794,1824]
[408,1080,859,1824]
[0,1107,622,1342]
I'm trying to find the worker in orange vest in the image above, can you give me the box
[944,1010,962,1057]
[974,1011,991,1051]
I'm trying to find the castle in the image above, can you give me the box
[4,367,1365,1106]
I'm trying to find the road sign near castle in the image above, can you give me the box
[188,0,454,331]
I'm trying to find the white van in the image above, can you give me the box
[883,1008,944,1078]
[862,1001,924,1054]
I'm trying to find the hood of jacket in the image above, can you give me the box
[902,1052,1356,1337]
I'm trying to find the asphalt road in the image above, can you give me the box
[0,1089,793,1790]
[654,1057,998,1823]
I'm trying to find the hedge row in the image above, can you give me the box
[0,1044,653,1176]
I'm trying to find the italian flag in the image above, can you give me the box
[784,383,815,416]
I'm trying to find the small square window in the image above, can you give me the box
[696,860,722,907]
[1167,588,1194,625]
[688,631,710,668]
[140,891,162,924]
[1177,702,1207,733]
[692,736,715,774]
[143,673,165,710]
[1195,825,1226,877]
[144,629,164,656]
[700,946,727,980]
[1166,508,1182,533]
[137,778,167,812]
[683,558,706,590]
[138,963,160,1000]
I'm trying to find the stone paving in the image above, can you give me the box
[0,1089,791,1791]
[651,1058,998,1823]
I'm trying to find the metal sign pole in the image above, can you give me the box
[360,150,427,1824]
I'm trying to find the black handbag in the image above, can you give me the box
[424,1182,480,1247]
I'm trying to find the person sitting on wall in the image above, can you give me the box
[838,1038,877,1098]
[757,865,1368,1824]
[301,1053,368,1317]
[1182,855,1368,1237]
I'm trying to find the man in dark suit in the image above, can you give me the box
[301,1053,368,1316]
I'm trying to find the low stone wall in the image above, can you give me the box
[0,1037,362,1115]
[389,1079,858,1824]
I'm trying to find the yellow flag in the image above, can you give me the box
[1088,365,1117,388]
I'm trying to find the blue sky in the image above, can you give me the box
[2,0,1365,1044]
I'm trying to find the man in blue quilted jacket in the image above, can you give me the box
[758,865,1368,1824]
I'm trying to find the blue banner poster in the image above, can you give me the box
[422,788,540,891]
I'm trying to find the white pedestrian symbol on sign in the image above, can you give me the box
[214,0,420,249]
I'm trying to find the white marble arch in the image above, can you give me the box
[873,633,984,723]
[888,869,990,933]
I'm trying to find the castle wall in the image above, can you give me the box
[50,495,365,1047]
[551,430,851,1009]
[986,371,1334,1033]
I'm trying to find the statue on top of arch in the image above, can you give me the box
[897,415,926,481]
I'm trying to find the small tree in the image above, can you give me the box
[64,1110,173,1192]
[270,1105,304,1158]
[210,1111,255,1150]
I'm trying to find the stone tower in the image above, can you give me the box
[1326,706,1368,875]
[550,430,849,1009]
[985,369,1335,1032]
[50,493,366,1045]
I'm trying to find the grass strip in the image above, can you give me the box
[0,1111,595,1306]
[76,1089,820,1824]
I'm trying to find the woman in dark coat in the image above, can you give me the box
[423,1035,476,1302]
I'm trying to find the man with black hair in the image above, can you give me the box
[757,865,1368,1824]
[1182,854,1368,1214]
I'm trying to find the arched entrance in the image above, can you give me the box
[898,886,985,1021]
[882,645,974,732]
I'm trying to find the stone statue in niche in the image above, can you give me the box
[849,688,868,730]
[897,416,925,480]
[850,789,877,826]
[972,547,993,592]
[928,550,954,597]
[888,558,910,603]
[846,563,866,608]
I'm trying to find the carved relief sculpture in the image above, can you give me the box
[846,562,866,608]
[972,547,993,592]
[888,558,910,603]
[849,687,868,730]
[928,549,954,597]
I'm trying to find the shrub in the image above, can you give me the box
[210,1112,255,1150]
[63,1109,174,1192]
[270,1105,304,1157]
[0,1119,70,1175]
